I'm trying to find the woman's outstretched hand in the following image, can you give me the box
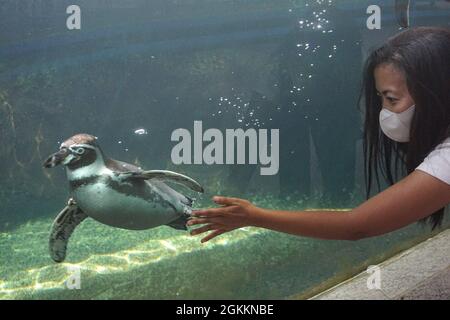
[188,196,262,243]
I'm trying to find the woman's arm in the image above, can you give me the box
[189,170,450,242]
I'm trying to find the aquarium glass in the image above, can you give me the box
[0,0,449,299]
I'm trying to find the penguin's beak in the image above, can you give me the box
[43,149,70,168]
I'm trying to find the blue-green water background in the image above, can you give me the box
[0,0,449,299]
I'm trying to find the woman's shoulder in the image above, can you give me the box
[434,136,450,147]
[415,136,450,185]
[423,137,450,156]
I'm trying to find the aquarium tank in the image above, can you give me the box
[0,0,449,300]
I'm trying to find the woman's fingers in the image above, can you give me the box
[190,223,220,235]
[213,196,247,206]
[201,229,226,243]
[192,207,226,217]
[187,217,221,226]
[192,196,250,217]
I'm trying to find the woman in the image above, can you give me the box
[188,27,450,243]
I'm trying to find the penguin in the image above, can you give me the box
[43,133,204,263]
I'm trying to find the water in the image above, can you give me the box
[0,0,449,299]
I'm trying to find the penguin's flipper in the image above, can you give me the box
[122,170,204,193]
[49,200,88,263]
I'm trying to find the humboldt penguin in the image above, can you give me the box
[43,133,204,263]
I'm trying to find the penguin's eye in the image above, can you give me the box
[70,147,85,155]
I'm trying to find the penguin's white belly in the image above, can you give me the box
[73,182,180,230]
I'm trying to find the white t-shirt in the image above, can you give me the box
[415,137,450,185]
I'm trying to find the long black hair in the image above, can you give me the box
[359,27,450,230]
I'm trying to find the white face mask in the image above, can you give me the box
[379,104,415,142]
